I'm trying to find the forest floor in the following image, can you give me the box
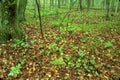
[0,10,120,80]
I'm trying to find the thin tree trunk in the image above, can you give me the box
[106,0,110,20]
[35,0,45,40]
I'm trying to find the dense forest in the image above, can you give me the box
[0,0,120,80]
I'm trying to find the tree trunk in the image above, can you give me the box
[0,0,24,44]
[18,0,27,22]
[58,0,61,8]
[87,0,90,11]
[91,0,94,7]
[106,0,110,19]
[79,0,83,11]
[115,0,120,13]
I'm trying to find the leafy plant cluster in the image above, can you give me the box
[64,50,98,76]
[8,61,25,76]
[11,39,29,49]
[85,35,115,51]
[41,38,66,55]
[104,39,114,48]
[75,50,98,75]
[11,38,36,49]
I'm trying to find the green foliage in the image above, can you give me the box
[50,57,65,65]
[32,55,37,59]
[75,50,98,75]
[113,74,120,80]
[78,50,85,58]
[104,41,113,48]
[80,38,87,43]
[48,42,58,50]
[51,20,60,26]
[69,43,78,49]
[65,56,73,69]
[8,63,21,76]
[21,50,25,55]
[90,55,96,65]
[86,36,104,51]
[98,37,104,44]
[11,39,29,49]
[76,59,81,68]
[8,60,25,77]
[30,39,36,44]
[77,69,82,75]
[46,77,49,80]
[48,42,65,55]
[58,46,63,54]
[64,76,68,80]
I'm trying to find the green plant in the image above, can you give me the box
[11,39,29,49]
[30,39,36,44]
[64,76,68,80]
[48,43,58,50]
[21,50,25,55]
[80,38,87,43]
[76,58,82,68]
[61,39,66,44]
[78,50,85,58]
[69,43,78,49]
[90,55,96,65]
[56,36,63,41]
[45,50,52,55]
[32,55,37,59]
[46,77,49,80]
[104,41,113,48]
[8,63,21,76]
[98,37,104,44]
[113,74,120,80]
[65,55,73,69]
[77,69,82,75]
[66,61,73,69]
[50,57,65,65]
[58,46,64,54]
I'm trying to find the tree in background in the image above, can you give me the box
[115,0,120,13]
[87,0,90,11]
[33,0,40,18]
[0,0,24,44]
[91,0,94,7]
[79,0,83,11]
[58,0,61,8]
[18,0,27,22]
[106,0,110,19]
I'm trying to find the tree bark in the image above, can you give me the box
[0,0,24,44]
